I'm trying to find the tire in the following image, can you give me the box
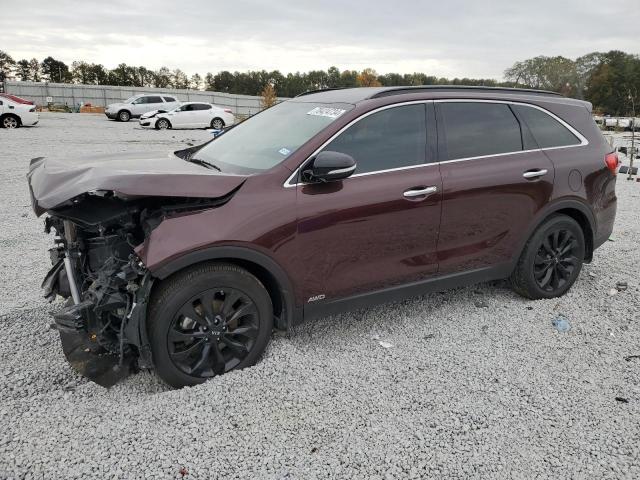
[156,118,171,130]
[211,117,225,129]
[117,110,131,122]
[2,115,20,129]
[148,263,273,388]
[511,215,585,299]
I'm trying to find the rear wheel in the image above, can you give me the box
[148,263,273,388]
[156,118,170,130]
[2,115,20,128]
[511,215,585,299]
[211,117,225,129]
[117,110,131,122]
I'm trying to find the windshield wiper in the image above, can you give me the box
[188,158,222,172]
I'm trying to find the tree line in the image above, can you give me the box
[0,49,637,114]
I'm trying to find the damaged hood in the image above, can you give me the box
[27,150,247,215]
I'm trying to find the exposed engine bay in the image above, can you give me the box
[41,192,235,387]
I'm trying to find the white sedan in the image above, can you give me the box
[139,102,235,130]
[0,94,39,128]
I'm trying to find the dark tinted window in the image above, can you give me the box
[192,104,211,110]
[146,96,163,104]
[323,104,426,174]
[163,96,176,102]
[513,105,581,149]
[440,102,522,160]
[180,104,195,111]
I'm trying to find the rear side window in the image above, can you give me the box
[439,102,522,160]
[146,96,163,104]
[512,105,581,149]
[323,104,426,174]
[192,104,211,110]
[163,96,176,102]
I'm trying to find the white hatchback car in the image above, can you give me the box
[139,102,235,130]
[0,94,39,128]
[105,94,180,122]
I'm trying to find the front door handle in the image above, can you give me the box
[403,186,438,198]
[523,169,548,179]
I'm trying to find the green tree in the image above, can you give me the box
[29,58,41,82]
[171,69,189,89]
[153,67,172,88]
[190,73,202,90]
[16,59,31,81]
[41,56,71,83]
[0,50,16,81]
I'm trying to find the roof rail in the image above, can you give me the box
[295,87,347,98]
[368,85,563,99]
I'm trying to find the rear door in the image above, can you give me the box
[295,102,443,303]
[435,100,555,274]
[191,103,213,127]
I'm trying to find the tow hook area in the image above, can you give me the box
[53,301,136,388]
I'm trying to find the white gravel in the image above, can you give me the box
[1,114,639,479]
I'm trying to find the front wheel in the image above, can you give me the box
[117,110,131,122]
[2,115,19,128]
[511,215,585,299]
[156,118,170,130]
[148,263,273,388]
[211,117,225,129]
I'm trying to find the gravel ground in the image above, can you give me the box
[0,114,639,479]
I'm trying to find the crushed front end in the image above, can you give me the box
[43,200,154,387]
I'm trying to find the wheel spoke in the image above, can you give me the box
[171,339,204,360]
[210,341,227,375]
[558,239,577,257]
[221,290,242,317]
[227,324,259,338]
[189,343,212,375]
[538,266,553,287]
[227,302,258,325]
[542,238,554,255]
[556,262,571,280]
[221,336,249,356]
[169,329,207,342]
[199,291,216,320]
[561,255,579,266]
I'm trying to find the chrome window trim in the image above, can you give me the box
[284,98,589,187]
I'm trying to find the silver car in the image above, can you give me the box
[104,94,180,122]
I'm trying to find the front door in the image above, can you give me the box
[435,100,555,274]
[295,102,442,304]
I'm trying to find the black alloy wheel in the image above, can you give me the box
[511,215,585,299]
[148,263,273,388]
[168,287,259,377]
[533,229,579,292]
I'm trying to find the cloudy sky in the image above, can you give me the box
[1,0,638,79]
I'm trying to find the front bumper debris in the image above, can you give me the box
[53,301,135,388]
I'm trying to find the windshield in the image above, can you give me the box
[191,101,354,173]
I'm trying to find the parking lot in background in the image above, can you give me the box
[0,113,639,479]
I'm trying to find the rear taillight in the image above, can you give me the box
[605,152,620,173]
[224,109,233,114]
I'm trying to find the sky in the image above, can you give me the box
[1,0,638,80]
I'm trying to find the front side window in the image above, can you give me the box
[190,101,354,173]
[192,104,211,111]
[512,105,581,149]
[322,104,426,174]
[439,102,522,160]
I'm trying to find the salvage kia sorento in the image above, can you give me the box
[28,86,618,388]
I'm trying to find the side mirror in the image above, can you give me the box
[302,151,356,183]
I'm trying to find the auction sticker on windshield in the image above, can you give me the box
[306,107,346,119]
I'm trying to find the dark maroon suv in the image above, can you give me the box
[28,86,618,388]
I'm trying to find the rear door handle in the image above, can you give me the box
[523,169,548,179]
[403,186,438,198]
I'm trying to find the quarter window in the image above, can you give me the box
[439,102,522,160]
[512,105,581,149]
[323,104,426,174]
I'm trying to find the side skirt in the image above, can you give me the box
[302,263,513,322]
